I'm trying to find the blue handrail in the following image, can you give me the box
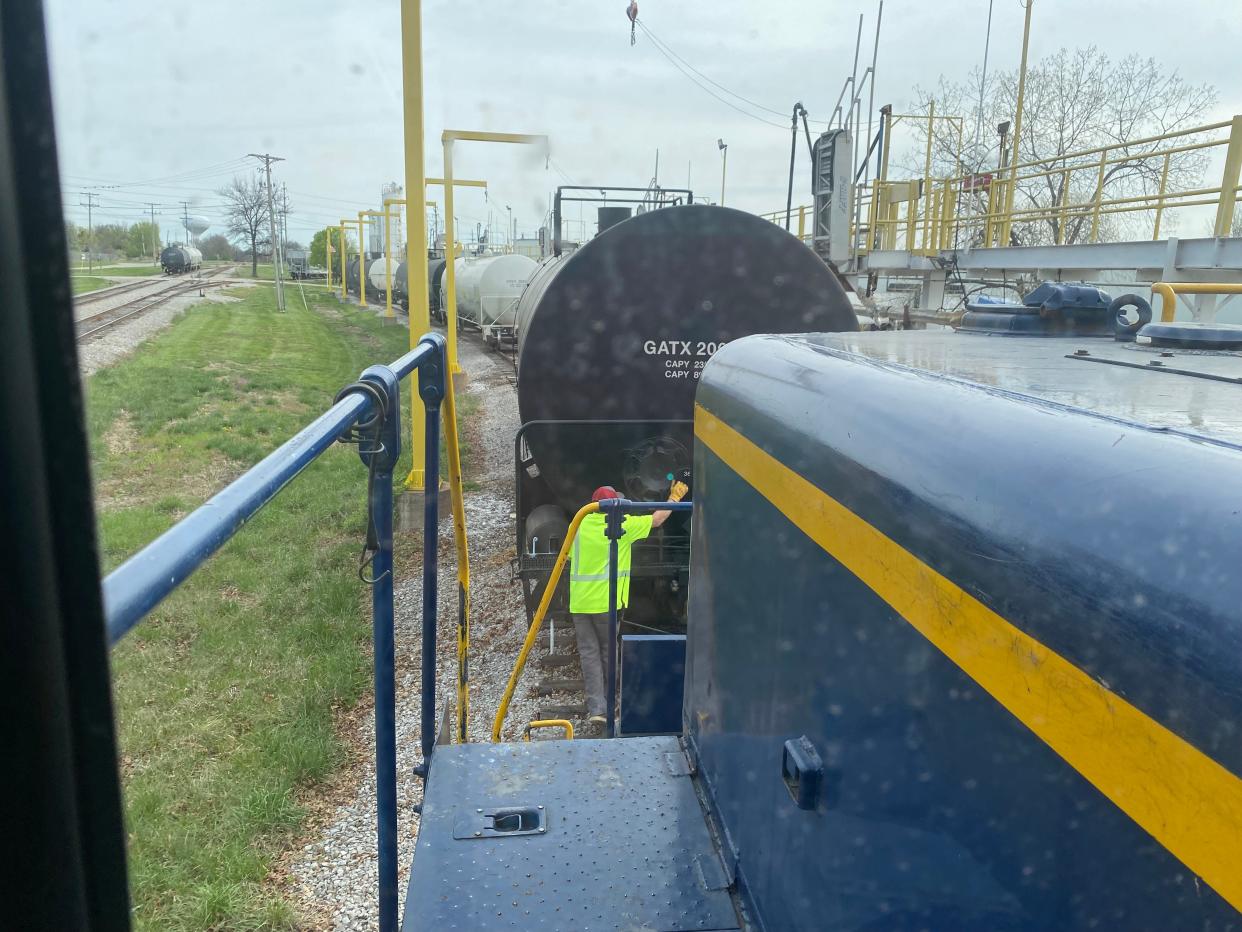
[598,498,694,738]
[102,332,447,932]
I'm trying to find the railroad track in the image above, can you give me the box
[74,276,162,306]
[75,271,231,342]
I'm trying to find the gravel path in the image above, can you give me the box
[282,332,588,930]
[77,277,250,376]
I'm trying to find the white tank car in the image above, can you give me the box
[367,257,400,296]
[448,254,538,345]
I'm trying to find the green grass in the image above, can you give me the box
[88,287,450,930]
[73,275,110,295]
[245,263,276,281]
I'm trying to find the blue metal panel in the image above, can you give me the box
[619,634,686,736]
[401,737,740,931]
[687,332,1242,930]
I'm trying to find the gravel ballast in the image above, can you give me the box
[283,333,588,930]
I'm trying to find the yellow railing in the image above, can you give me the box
[491,501,599,742]
[760,115,1242,257]
[1152,282,1242,322]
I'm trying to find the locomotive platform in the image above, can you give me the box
[402,736,740,931]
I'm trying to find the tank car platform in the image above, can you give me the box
[401,736,740,931]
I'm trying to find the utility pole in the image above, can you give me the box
[248,152,286,311]
[79,191,98,270]
[148,203,160,265]
[181,202,191,245]
[280,182,290,258]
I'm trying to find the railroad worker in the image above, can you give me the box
[570,477,689,729]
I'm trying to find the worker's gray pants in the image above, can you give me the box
[573,612,612,717]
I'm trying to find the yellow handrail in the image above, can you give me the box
[1152,282,1242,322]
[524,719,574,741]
[759,115,1242,254]
[491,501,599,742]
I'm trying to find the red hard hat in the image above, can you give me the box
[591,486,620,502]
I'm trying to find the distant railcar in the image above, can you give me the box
[160,244,202,274]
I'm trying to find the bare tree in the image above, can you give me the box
[218,174,270,276]
[903,48,1217,246]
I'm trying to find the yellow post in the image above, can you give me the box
[1090,151,1107,243]
[923,99,935,251]
[1212,114,1242,237]
[1001,0,1034,246]
[382,197,410,316]
[441,130,545,741]
[325,227,333,289]
[338,222,348,300]
[442,138,460,373]
[358,211,378,309]
[401,0,430,492]
[440,130,546,374]
[383,205,393,319]
[1057,169,1071,245]
[1153,154,1170,240]
[798,205,806,241]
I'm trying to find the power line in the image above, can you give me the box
[635,19,816,130]
[635,21,787,130]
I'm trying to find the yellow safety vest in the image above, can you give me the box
[568,512,653,614]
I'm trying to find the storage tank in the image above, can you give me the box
[451,253,538,344]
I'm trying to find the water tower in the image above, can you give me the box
[182,215,210,244]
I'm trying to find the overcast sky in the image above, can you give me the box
[45,0,1242,248]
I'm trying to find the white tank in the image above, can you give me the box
[367,257,400,293]
[183,245,203,267]
[452,254,538,333]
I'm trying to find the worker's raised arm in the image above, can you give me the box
[651,477,689,528]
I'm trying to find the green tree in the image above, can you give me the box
[908,48,1216,245]
[125,221,161,259]
[309,225,355,268]
[199,233,234,261]
[65,220,84,255]
[92,223,129,257]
